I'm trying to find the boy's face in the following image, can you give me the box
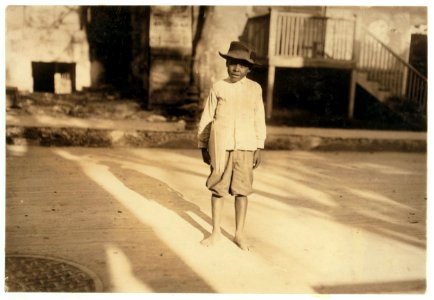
[226,58,251,83]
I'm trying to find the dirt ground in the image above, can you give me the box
[5,146,427,294]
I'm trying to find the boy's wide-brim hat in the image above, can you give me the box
[218,41,258,65]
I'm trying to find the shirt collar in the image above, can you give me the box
[225,76,248,85]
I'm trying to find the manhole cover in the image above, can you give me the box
[5,255,103,292]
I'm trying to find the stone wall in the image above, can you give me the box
[6,6,91,92]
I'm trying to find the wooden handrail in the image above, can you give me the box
[365,30,427,81]
[358,27,427,113]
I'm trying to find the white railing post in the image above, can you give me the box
[265,9,278,119]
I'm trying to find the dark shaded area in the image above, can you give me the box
[5,256,101,292]
[260,67,352,128]
[6,148,215,293]
[82,6,136,97]
[190,6,209,85]
[251,66,426,131]
[79,6,204,119]
[409,34,427,77]
[32,62,76,93]
[313,279,425,294]
[129,7,151,101]
[274,68,350,116]
[354,86,426,131]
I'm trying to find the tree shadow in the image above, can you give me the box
[254,153,426,249]
[312,279,426,294]
[102,159,233,242]
[5,147,215,292]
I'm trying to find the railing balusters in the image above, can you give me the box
[291,16,297,56]
[338,20,342,59]
[298,17,303,56]
[380,48,385,89]
[285,15,291,56]
[309,18,314,58]
[359,32,365,69]
[314,18,319,57]
[286,15,292,56]
[294,17,300,56]
[337,20,342,59]
[281,15,285,55]
[393,60,402,95]
[275,15,281,56]
[243,11,426,114]
[388,53,393,93]
[411,73,417,101]
[416,80,422,109]
[375,41,381,82]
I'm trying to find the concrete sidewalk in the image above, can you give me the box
[5,146,427,293]
[5,112,427,151]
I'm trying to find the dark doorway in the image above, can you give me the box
[82,6,134,91]
[408,34,427,77]
[32,62,76,93]
[268,67,351,127]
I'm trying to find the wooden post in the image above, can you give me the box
[268,9,277,59]
[348,16,359,119]
[266,9,278,120]
[266,65,276,119]
[348,69,357,119]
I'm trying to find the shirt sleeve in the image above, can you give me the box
[197,87,218,148]
[254,85,267,149]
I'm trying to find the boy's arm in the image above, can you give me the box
[253,85,266,169]
[197,87,217,149]
[253,149,261,169]
[254,85,267,150]
[201,148,211,165]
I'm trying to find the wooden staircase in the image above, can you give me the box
[355,72,390,102]
[353,30,427,118]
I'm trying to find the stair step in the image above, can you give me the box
[356,71,391,102]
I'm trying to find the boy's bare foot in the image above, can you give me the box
[200,233,221,247]
[234,236,250,251]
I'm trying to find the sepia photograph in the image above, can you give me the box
[2,1,429,297]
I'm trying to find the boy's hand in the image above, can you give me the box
[201,148,211,165]
[253,149,262,169]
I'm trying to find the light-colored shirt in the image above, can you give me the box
[197,77,267,151]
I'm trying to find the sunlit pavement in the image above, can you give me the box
[5,146,427,293]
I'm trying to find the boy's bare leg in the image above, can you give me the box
[234,195,249,250]
[201,195,224,246]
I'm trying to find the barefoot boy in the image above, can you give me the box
[197,41,266,250]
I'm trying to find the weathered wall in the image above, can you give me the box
[326,6,427,61]
[6,6,91,92]
[194,6,252,100]
[148,6,192,108]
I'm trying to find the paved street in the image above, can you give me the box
[5,146,427,293]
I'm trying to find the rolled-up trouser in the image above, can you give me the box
[206,150,254,197]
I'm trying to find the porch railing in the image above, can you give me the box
[271,12,355,60]
[242,11,356,61]
[358,30,427,113]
